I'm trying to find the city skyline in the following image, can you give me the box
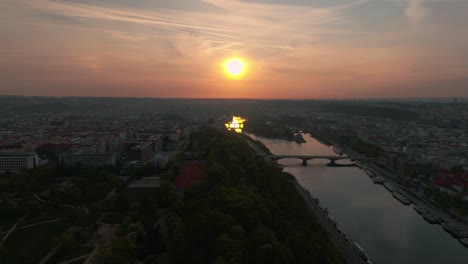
[1,0,468,98]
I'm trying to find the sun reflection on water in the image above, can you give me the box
[225,116,246,133]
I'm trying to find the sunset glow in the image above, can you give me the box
[1,0,467,98]
[224,58,246,78]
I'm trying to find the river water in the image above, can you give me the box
[249,133,468,264]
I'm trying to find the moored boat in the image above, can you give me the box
[383,182,394,192]
[371,177,384,184]
[332,146,344,156]
[422,213,441,224]
[460,238,468,248]
[356,161,363,169]
[442,223,466,238]
[413,206,426,215]
[321,207,329,215]
[352,241,369,261]
[365,169,376,178]
[293,134,306,143]
[392,192,411,206]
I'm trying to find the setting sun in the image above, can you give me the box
[224,58,246,78]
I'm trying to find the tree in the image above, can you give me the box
[95,250,129,264]
[214,234,247,264]
[24,200,41,216]
[53,233,80,252]
[157,181,178,208]
[207,162,232,186]
[135,129,347,264]
[0,244,9,259]
[112,237,136,259]
[249,227,276,246]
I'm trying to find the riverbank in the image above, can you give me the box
[366,163,468,242]
[249,132,468,263]
[295,183,370,264]
[243,133,368,264]
[308,130,468,244]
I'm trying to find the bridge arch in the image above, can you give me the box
[268,155,369,167]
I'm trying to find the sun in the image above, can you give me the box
[224,58,246,78]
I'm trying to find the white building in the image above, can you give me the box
[0,150,39,173]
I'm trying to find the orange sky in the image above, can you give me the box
[1,0,467,98]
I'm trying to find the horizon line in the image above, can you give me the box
[0,95,467,101]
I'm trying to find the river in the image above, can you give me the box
[249,133,468,264]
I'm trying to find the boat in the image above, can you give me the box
[460,238,468,248]
[351,241,369,261]
[371,177,384,185]
[413,206,426,215]
[293,134,306,143]
[321,207,329,215]
[392,192,411,205]
[442,223,466,238]
[311,197,319,204]
[383,182,394,193]
[422,213,440,224]
[365,169,376,178]
[332,146,344,156]
[355,161,363,169]
[336,225,344,235]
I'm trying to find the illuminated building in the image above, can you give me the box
[225,116,246,133]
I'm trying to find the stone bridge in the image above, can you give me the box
[266,155,373,166]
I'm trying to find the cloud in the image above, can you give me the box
[405,0,430,24]
[10,0,366,54]
[110,32,150,41]
[1,0,467,98]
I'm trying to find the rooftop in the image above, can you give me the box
[128,177,161,188]
[0,149,37,156]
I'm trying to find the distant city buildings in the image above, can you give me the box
[0,108,195,173]
[309,109,468,201]
[60,148,117,167]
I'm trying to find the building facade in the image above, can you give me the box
[0,150,39,173]
[61,149,117,167]
[124,141,155,162]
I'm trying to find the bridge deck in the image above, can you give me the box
[266,155,372,160]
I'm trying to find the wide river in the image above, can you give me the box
[249,133,468,264]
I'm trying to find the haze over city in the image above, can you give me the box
[1,0,468,98]
[2,1,468,263]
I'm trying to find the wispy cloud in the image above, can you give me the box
[1,0,467,98]
[405,0,430,24]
